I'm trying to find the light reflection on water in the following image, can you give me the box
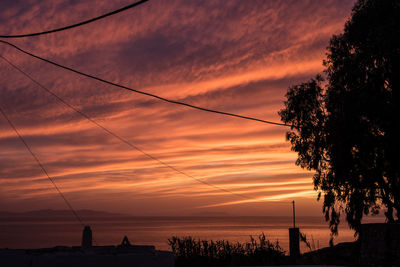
[0,216,357,252]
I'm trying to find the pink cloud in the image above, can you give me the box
[0,0,355,215]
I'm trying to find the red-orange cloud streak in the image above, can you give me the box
[0,0,355,215]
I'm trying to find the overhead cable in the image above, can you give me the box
[0,103,85,226]
[0,54,253,201]
[0,0,149,38]
[0,40,290,127]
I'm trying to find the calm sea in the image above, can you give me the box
[0,216,356,253]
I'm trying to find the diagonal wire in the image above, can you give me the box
[0,104,85,227]
[0,54,253,201]
[0,0,149,38]
[0,40,290,127]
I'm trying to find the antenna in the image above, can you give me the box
[292,200,296,228]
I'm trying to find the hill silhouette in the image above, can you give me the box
[0,209,128,221]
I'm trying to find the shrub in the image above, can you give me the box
[168,233,285,267]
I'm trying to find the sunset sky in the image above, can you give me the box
[0,0,356,217]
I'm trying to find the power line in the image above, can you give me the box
[0,0,149,38]
[0,103,85,227]
[0,54,253,201]
[0,40,290,127]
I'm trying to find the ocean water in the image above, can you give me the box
[0,216,356,253]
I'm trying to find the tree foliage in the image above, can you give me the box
[279,0,400,237]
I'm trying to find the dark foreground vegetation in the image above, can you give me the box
[280,0,400,239]
[168,234,360,266]
[168,233,286,266]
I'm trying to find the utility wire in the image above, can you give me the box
[0,103,85,227]
[0,54,253,201]
[0,40,290,127]
[0,0,149,38]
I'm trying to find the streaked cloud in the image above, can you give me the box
[0,0,355,215]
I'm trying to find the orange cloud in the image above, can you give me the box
[0,0,354,215]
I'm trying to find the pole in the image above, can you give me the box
[289,200,300,259]
[292,200,295,228]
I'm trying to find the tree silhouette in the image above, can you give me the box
[279,0,399,238]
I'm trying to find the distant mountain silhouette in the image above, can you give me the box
[189,211,231,216]
[0,209,128,220]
